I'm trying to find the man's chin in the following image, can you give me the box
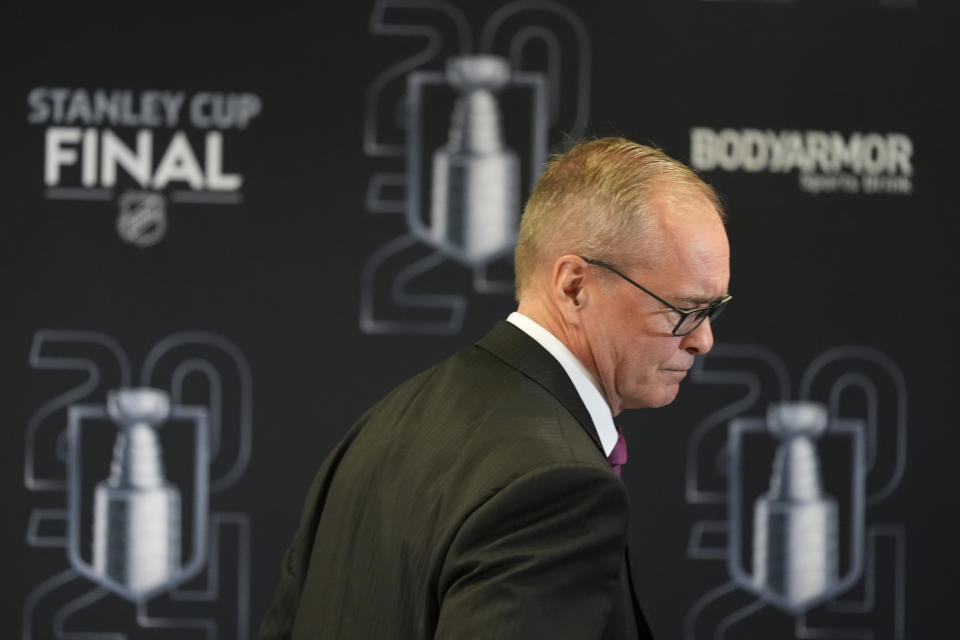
[650,389,681,408]
[624,384,681,410]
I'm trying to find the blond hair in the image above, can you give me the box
[513,137,724,300]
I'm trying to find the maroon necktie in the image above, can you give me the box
[608,425,627,477]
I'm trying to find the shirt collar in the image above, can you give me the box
[506,312,618,456]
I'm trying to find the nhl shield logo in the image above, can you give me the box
[116,190,167,248]
[65,387,210,602]
[726,401,866,613]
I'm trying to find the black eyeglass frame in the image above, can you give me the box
[582,257,733,337]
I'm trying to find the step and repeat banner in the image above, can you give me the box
[1,2,953,638]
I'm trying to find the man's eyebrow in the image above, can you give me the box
[674,293,728,307]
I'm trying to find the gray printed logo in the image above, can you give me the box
[727,401,864,614]
[28,89,260,247]
[23,331,253,640]
[683,345,906,640]
[116,191,168,247]
[67,387,209,603]
[360,0,591,335]
[419,54,521,265]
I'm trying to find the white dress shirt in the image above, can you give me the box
[506,312,618,456]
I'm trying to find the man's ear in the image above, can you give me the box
[552,255,590,324]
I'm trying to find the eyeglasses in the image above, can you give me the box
[582,258,732,337]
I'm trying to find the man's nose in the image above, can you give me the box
[682,318,715,355]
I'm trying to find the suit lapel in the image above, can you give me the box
[478,321,656,638]
[475,320,605,455]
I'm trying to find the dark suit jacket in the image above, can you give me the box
[258,321,654,639]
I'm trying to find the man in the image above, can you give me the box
[259,137,731,639]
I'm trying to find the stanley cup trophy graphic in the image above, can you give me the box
[92,388,181,596]
[429,54,520,264]
[752,402,839,606]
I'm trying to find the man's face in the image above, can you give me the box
[582,193,730,414]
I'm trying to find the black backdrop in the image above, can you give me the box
[2,2,955,638]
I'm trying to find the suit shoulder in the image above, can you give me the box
[437,346,610,473]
